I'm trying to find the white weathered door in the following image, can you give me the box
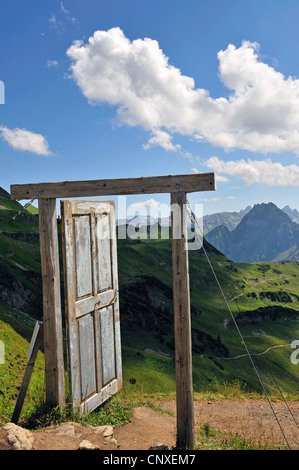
[61,200,122,413]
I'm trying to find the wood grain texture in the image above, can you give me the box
[61,200,122,413]
[39,198,65,406]
[11,172,215,199]
[171,192,195,450]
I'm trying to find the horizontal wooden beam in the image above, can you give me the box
[10,172,215,200]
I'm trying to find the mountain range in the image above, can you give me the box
[117,203,299,234]
[206,202,299,263]
[116,208,253,233]
[282,205,299,224]
[116,201,299,263]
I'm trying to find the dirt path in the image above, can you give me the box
[1,399,298,450]
[114,406,176,450]
[154,398,299,450]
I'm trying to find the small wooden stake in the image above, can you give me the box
[12,321,43,424]
[171,192,195,450]
[39,198,65,406]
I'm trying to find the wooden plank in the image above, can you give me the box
[171,191,195,450]
[10,172,215,200]
[74,215,93,299]
[109,203,122,387]
[96,213,112,292]
[12,321,43,424]
[79,379,119,414]
[100,305,116,385]
[39,198,65,406]
[75,289,116,318]
[27,320,43,361]
[78,314,97,400]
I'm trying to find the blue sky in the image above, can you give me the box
[1,0,299,217]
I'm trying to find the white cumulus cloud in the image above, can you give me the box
[216,174,229,183]
[204,197,220,202]
[205,156,299,186]
[192,167,229,182]
[0,126,52,156]
[143,129,181,152]
[130,198,161,207]
[66,28,299,155]
[46,59,58,67]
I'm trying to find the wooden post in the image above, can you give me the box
[171,192,195,450]
[39,198,65,406]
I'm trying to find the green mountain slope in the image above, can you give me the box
[0,191,42,324]
[117,237,299,394]
[0,319,45,422]
[0,190,298,402]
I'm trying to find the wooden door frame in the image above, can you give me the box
[11,172,216,450]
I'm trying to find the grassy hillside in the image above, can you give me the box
[117,237,299,396]
[0,319,45,423]
[0,199,298,426]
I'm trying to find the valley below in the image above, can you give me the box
[0,188,298,450]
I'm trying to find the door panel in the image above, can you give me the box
[74,215,93,299]
[78,314,96,400]
[96,213,112,292]
[100,305,116,386]
[61,200,122,413]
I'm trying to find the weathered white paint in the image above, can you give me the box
[96,213,112,292]
[74,215,93,299]
[61,200,122,413]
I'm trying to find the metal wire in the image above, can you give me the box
[229,286,299,432]
[177,189,292,450]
